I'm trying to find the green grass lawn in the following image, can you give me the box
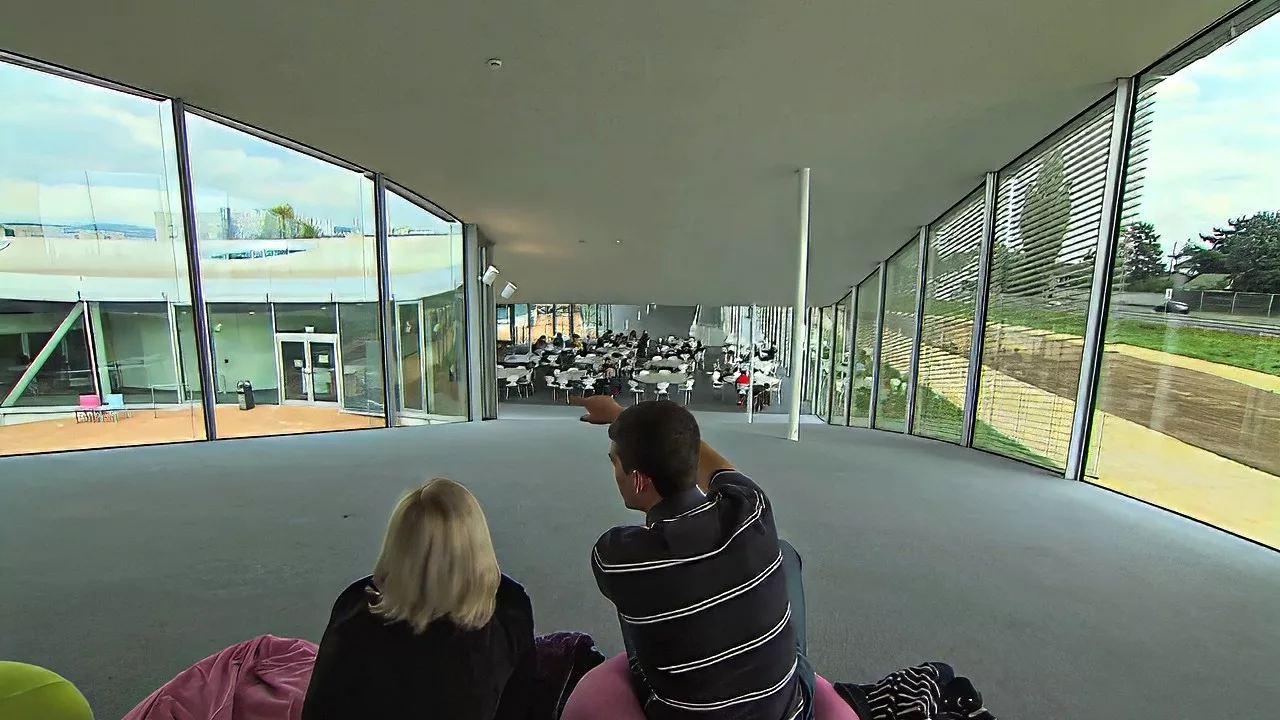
[1106,320,1280,376]
[926,299,1280,377]
[913,386,1058,469]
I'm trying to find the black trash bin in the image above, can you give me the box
[236,380,255,410]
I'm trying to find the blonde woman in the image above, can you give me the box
[302,479,534,720]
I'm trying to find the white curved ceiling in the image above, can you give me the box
[0,1,1239,305]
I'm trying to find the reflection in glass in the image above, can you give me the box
[185,112,381,436]
[0,60,203,455]
[975,98,1115,469]
[914,190,984,443]
[1086,4,1280,548]
[815,306,834,420]
[850,274,879,427]
[875,241,918,431]
[385,190,468,424]
[831,296,851,425]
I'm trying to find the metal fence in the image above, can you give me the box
[1171,290,1278,317]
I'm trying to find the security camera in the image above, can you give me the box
[481,265,500,286]
[499,282,517,300]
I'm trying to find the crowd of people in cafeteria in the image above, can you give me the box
[510,329,782,410]
[2,395,997,720]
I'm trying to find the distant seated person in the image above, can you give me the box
[533,335,548,351]
[735,370,751,405]
[553,332,566,349]
[302,479,534,720]
[571,334,585,350]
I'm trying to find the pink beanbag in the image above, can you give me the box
[562,653,858,720]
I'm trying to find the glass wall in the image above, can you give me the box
[850,271,879,426]
[0,60,204,456]
[974,98,1115,468]
[815,305,834,421]
[830,294,851,425]
[185,112,383,438]
[385,190,468,424]
[1086,1,1280,548]
[914,190,985,443]
[875,240,919,431]
[0,53,469,456]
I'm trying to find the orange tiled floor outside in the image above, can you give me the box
[0,404,382,456]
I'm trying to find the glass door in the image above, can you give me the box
[277,334,340,404]
[280,340,309,402]
[397,302,424,412]
[309,341,337,403]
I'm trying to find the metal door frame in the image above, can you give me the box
[276,332,341,405]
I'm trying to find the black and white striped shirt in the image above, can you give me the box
[592,470,803,720]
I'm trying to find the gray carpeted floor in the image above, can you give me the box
[1,406,1278,719]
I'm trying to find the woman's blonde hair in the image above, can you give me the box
[369,478,501,632]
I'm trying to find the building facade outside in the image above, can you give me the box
[0,56,472,456]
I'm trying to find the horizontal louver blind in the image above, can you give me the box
[850,271,879,425]
[914,187,985,443]
[975,96,1116,469]
[875,239,919,431]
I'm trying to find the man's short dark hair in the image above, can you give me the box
[609,400,701,497]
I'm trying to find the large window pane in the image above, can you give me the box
[386,191,467,424]
[830,295,851,425]
[915,189,985,443]
[1087,3,1280,548]
[815,305,834,420]
[185,113,382,437]
[975,98,1115,468]
[0,61,204,455]
[875,239,919,431]
[850,272,879,426]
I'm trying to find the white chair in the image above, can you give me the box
[503,376,521,399]
[554,377,574,403]
[545,375,560,401]
[710,371,725,400]
[655,382,671,401]
[629,380,645,404]
[680,378,695,404]
[678,363,690,373]
[518,373,534,397]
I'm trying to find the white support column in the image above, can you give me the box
[903,226,930,435]
[962,171,1000,447]
[1065,77,1138,481]
[1,303,85,407]
[785,168,812,441]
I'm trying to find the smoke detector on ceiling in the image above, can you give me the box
[487,58,503,69]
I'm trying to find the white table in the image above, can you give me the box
[552,369,592,382]
[497,367,528,381]
[502,354,537,366]
[635,371,688,385]
[647,357,685,370]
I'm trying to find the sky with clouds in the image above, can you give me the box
[1,12,1276,250]
[1135,13,1280,255]
[0,62,454,234]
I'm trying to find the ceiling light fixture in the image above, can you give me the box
[487,58,503,69]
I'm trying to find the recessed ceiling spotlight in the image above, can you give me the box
[615,239,622,244]
[487,58,503,69]
[578,239,586,244]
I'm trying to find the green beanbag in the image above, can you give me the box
[0,662,93,720]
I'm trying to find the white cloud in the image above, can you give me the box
[1135,13,1280,252]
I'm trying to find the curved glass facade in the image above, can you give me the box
[806,1,1279,549]
[0,54,470,455]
